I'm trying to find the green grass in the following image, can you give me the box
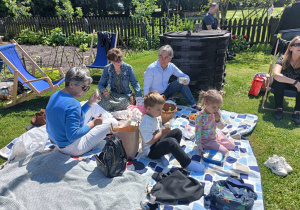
[226,7,284,19]
[1,47,300,209]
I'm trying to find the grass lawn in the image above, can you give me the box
[226,7,284,19]
[0,46,299,209]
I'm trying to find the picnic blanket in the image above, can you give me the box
[0,106,262,209]
[0,151,150,210]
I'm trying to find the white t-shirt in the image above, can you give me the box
[139,114,162,155]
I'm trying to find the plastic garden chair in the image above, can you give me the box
[84,30,118,69]
[261,38,297,114]
[0,39,65,108]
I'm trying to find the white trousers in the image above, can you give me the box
[58,103,118,156]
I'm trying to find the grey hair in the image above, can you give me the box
[158,45,174,58]
[65,67,93,86]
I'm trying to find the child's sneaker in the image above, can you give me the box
[273,155,293,173]
[264,157,287,176]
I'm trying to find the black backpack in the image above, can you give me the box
[95,134,127,178]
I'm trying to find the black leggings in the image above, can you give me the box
[272,79,300,111]
[148,128,191,168]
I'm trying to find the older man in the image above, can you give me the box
[202,2,220,30]
[143,45,200,110]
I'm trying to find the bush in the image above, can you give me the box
[47,28,67,46]
[231,34,250,53]
[16,29,48,45]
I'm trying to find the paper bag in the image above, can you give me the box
[113,126,139,159]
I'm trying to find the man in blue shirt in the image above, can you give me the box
[202,2,220,30]
[143,45,200,110]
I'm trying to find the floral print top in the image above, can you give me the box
[195,110,225,149]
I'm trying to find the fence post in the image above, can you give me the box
[83,18,89,34]
[269,17,279,46]
[34,17,40,32]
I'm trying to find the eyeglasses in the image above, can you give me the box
[112,60,122,64]
[293,42,300,47]
[80,85,90,92]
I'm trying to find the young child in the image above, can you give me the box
[195,89,235,156]
[139,91,204,171]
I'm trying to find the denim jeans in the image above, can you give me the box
[163,80,196,106]
[272,79,300,111]
[148,128,191,168]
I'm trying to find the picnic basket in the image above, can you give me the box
[162,102,177,124]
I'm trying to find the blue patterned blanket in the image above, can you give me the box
[0,106,263,209]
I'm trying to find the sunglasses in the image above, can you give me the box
[80,85,90,92]
[293,43,300,47]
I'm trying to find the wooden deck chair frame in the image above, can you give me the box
[261,38,295,114]
[83,30,118,68]
[0,39,65,108]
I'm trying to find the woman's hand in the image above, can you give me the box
[183,78,189,85]
[102,89,110,97]
[88,91,101,105]
[93,114,103,126]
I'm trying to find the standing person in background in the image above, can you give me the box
[202,2,220,30]
[274,0,300,41]
[143,45,201,110]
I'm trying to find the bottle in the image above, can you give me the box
[106,84,111,99]
[168,107,172,112]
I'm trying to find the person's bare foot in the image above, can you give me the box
[118,119,131,128]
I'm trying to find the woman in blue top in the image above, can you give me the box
[46,67,129,156]
[98,48,142,112]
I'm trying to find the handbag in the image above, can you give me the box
[113,124,139,159]
[95,134,127,178]
[204,176,258,210]
[150,168,204,203]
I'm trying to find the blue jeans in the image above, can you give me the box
[163,80,196,106]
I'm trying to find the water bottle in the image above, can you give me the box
[106,84,111,99]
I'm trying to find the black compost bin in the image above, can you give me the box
[159,30,230,91]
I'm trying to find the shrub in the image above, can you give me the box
[231,34,250,53]
[47,28,67,46]
[16,29,48,45]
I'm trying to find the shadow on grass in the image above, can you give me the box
[0,95,51,117]
[251,93,298,129]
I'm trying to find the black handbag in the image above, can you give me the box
[95,134,127,178]
[150,168,204,203]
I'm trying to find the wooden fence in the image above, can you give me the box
[0,16,279,47]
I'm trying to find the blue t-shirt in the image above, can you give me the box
[202,12,218,30]
[46,90,91,147]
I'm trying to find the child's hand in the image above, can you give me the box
[161,127,171,135]
[214,111,221,122]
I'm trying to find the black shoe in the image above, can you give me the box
[292,112,300,124]
[274,109,283,120]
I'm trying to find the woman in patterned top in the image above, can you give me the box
[273,36,300,124]
[195,89,235,156]
[98,48,142,112]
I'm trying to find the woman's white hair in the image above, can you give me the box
[65,67,93,86]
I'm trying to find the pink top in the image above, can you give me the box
[195,110,224,149]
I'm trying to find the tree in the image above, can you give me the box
[131,0,157,19]
[1,0,31,18]
[55,0,75,18]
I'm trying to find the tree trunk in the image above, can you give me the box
[219,0,230,22]
[98,0,107,16]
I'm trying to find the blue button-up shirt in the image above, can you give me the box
[143,60,190,95]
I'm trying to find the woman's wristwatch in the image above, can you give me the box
[292,80,298,86]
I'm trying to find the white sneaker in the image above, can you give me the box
[264,157,287,176]
[273,155,293,173]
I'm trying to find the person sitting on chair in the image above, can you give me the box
[273,36,300,124]
[143,45,200,110]
[46,67,129,156]
[98,48,142,112]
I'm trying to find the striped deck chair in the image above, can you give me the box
[84,30,118,69]
[0,39,65,108]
